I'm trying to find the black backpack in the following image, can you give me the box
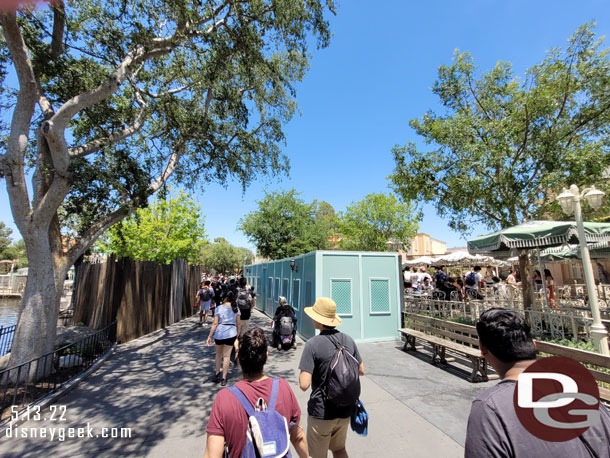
[199,287,212,302]
[324,333,361,407]
[236,287,252,311]
[465,271,477,286]
[435,271,448,286]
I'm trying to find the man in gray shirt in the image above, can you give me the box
[465,308,610,458]
[299,297,364,458]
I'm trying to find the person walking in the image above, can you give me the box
[204,327,308,458]
[235,277,254,337]
[465,266,484,300]
[206,291,241,386]
[544,268,557,307]
[298,297,364,458]
[198,280,215,326]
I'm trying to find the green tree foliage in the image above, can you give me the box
[390,23,610,233]
[0,0,336,365]
[2,239,28,269]
[201,238,252,273]
[239,189,330,259]
[0,0,336,270]
[0,222,12,254]
[313,200,340,245]
[337,193,419,251]
[101,191,207,264]
[236,246,255,267]
[0,223,27,269]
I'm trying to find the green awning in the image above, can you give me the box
[467,220,610,255]
[538,243,610,262]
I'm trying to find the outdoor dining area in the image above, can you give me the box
[403,216,610,355]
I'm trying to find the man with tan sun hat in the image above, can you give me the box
[298,297,365,458]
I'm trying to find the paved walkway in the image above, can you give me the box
[0,310,495,457]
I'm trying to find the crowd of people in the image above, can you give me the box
[199,276,609,458]
[203,294,364,458]
[402,264,538,302]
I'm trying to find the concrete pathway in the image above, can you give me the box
[0,310,495,457]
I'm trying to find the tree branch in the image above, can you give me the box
[51,45,174,132]
[69,105,147,158]
[48,0,65,58]
[64,205,132,270]
[514,101,529,160]
[147,84,192,98]
[467,78,492,121]
[148,145,184,193]
[0,13,37,222]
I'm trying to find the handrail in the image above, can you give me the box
[0,325,16,357]
[0,321,116,425]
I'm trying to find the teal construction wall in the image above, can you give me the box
[244,250,402,343]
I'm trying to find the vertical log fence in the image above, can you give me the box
[72,256,202,343]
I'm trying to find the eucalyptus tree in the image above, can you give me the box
[390,24,610,307]
[0,0,335,369]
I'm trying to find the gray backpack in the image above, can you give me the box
[279,316,293,335]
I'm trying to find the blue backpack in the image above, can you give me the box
[228,378,291,458]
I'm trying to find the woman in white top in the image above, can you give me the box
[207,291,241,386]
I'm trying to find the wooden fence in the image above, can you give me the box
[72,256,201,343]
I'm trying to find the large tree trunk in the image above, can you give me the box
[518,251,533,310]
[9,233,60,380]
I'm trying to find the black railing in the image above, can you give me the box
[0,325,16,357]
[0,321,116,425]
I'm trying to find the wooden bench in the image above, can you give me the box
[400,312,610,400]
[399,313,497,383]
[534,340,610,402]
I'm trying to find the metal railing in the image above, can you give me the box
[404,296,610,343]
[0,321,116,425]
[0,325,15,357]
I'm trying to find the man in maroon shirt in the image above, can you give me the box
[204,327,308,458]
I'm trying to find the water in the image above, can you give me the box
[0,298,20,328]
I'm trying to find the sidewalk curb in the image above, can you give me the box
[0,342,117,434]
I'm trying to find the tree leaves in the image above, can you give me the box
[238,189,330,259]
[337,193,419,252]
[200,239,253,273]
[390,23,610,234]
[99,190,207,264]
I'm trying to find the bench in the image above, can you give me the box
[399,313,497,383]
[400,312,610,400]
[534,340,610,402]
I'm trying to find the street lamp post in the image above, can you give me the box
[557,184,609,356]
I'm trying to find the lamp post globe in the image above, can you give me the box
[584,186,605,210]
[556,184,609,355]
[557,188,576,216]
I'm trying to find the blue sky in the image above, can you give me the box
[2,0,610,251]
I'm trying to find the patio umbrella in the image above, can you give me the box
[537,243,610,262]
[468,220,610,309]
[467,220,610,257]
[402,255,436,266]
[433,251,507,267]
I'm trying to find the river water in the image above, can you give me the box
[0,298,20,328]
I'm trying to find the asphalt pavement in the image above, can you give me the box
[0,309,496,457]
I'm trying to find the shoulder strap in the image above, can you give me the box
[326,332,344,350]
[268,378,280,411]
[228,385,255,417]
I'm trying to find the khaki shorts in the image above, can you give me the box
[307,416,349,458]
[239,319,250,336]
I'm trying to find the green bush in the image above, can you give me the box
[539,336,598,353]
